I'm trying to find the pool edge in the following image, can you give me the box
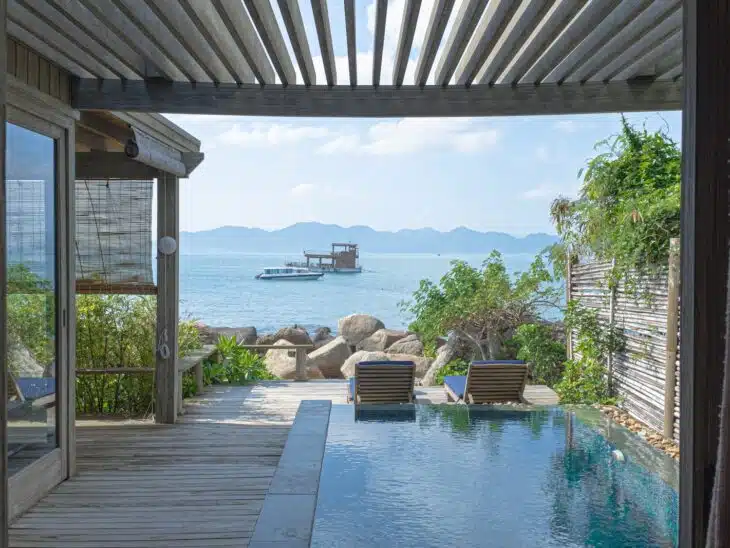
[250,400,331,548]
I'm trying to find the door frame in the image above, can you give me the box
[4,77,76,522]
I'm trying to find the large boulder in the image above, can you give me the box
[386,334,424,356]
[338,314,385,346]
[313,326,333,343]
[340,351,389,378]
[8,343,44,377]
[388,353,433,378]
[356,329,408,352]
[256,333,277,346]
[198,326,257,345]
[273,326,312,346]
[307,336,351,378]
[313,335,336,350]
[264,340,321,379]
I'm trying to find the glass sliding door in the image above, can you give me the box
[5,122,58,474]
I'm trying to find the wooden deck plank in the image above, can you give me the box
[9,380,557,546]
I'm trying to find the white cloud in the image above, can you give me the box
[536,146,550,161]
[318,118,498,156]
[554,120,578,133]
[290,183,316,197]
[217,123,330,147]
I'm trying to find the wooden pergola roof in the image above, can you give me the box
[7,0,683,117]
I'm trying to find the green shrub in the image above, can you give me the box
[211,335,277,384]
[435,358,470,385]
[513,323,566,387]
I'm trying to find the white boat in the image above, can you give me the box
[255,267,324,280]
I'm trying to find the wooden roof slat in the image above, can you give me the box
[541,0,652,84]
[214,0,276,85]
[115,0,211,83]
[311,0,336,86]
[454,0,517,86]
[496,0,583,85]
[393,0,423,87]
[586,5,682,83]
[242,0,297,85]
[146,0,235,84]
[518,0,619,84]
[656,62,682,82]
[181,0,255,84]
[372,0,388,87]
[344,0,357,86]
[414,0,456,86]
[277,0,316,86]
[49,0,146,77]
[19,0,141,80]
[78,0,187,81]
[612,30,682,82]
[7,20,95,78]
[434,0,488,86]
[9,0,117,79]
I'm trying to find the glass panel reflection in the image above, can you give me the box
[5,122,58,475]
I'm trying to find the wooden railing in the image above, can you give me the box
[238,344,313,382]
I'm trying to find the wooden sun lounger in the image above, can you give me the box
[7,372,56,411]
[347,361,416,404]
[443,360,528,404]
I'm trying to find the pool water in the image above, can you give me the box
[311,405,678,548]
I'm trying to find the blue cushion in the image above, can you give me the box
[357,361,415,367]
[443,375,467,399]
[471,360,526,365]
[16,377,55,400]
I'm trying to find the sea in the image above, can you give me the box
[176,252,555,333]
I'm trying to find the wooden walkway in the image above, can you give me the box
[8,381,557,547]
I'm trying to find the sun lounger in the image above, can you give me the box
[347,361,416,404]
[8,372,56,411]
[443,360,528,404]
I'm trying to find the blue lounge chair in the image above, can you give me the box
[443,360,528,404]
[8,372,56,410]
[347,361,416,404]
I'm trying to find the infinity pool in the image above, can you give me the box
[310,405,678,548]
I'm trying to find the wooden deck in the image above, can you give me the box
[8,381,557,547]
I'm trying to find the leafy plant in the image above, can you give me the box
[554,302,622,405]
[435,358,470,386]
[401,251,561,359]
[513,323,566,387]
[213,335,277,384]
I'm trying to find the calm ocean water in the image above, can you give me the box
[176,252,543,333]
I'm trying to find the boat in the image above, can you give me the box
[286,243,363,273]
[255,267,324,280]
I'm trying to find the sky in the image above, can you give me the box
[164,0,682,237]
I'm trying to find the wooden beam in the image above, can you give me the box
[679,0,730,545]
[372,0,387,87]
[414,0,456,86]
[76,152,158,181]
[155,173,179,424]
[71,78,683,118]
[277,0,316,86]
[1,0,8,543]
[241,0,297,85]
[433,0,488,86]
[393,0,422,87]
[344,0,356,86]
[453,0,514,86]
[310,0,336,86]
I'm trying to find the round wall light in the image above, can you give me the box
[158,236,177,255]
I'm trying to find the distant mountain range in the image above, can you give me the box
[180,222,558,255]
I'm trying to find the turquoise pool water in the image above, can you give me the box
[311,406,678,548]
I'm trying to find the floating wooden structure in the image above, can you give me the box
[288,243,362,273]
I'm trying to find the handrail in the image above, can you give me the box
[240,343,313,382]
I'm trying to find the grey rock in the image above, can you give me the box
[8,343,44,377]
[306,336,351,378]
[356,329,408,352]
[421,343,457,387]
[387,334,424,356]
[387,353,432,377]
[337,314,385,346]
[340,350,389,378]
[273,326,312,346]
[198,325,257,345]
[313,335,336,350]
[312,327,332,343]
[265,340,322,380]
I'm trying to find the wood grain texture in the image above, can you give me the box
[71,78,683,117]
[414,0,456,86]
[277,0,316,86]
[393,0,422,87]
[371,0,388,87]
[344,0,357,86]
[1,0,8,543]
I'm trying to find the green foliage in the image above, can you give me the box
[74,294,202,416]
[435,358,470,386]
[513,323,566,387]
[554,302,622,405]
[550,116,680,279]
[212,335,277,384]
[401,251,561,359]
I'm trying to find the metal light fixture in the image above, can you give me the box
[158,236,177,255]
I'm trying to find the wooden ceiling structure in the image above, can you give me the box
[5,0,683,116]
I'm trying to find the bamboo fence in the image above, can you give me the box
[568,239,681,442]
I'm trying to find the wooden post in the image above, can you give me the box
[0,0,8,544]
[679,1,730,545]
[294,348,307,382]
[155,173,179,424]
[664,238,680,439]
[565,251,573,360]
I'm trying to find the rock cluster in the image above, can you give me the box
[599,405,680,460]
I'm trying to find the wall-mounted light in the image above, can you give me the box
[158,236,177,255]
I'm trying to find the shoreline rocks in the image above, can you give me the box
[307,336,351,378]
[338,314,385,346]
[356,329,408,352]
